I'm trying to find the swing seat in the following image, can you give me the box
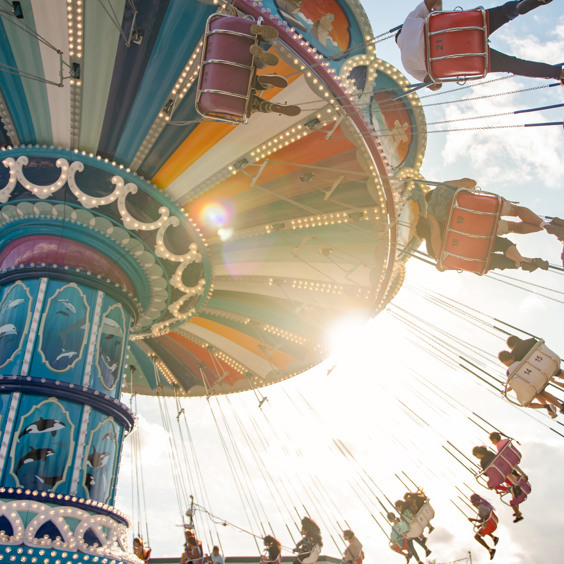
[476,512,498,536]
[425,9,490,82]
[504,339,560,406]
[478,440,522,490]
[437,189,502,274]
[509,477,531,506]
[390,539,409,555]
[196,14,259,123]
[406,501,435,539]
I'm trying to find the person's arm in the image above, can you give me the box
[442,178,477,189]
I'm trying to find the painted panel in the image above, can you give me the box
[33,282,93,380]
[7,397,77,491]
[79,413,120,504]
[0,281,33,372]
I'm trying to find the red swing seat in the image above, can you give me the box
[425,8,490,83]
[437,189,503,274]
[476,511,498,536]
[476,441,522,490]
[503,339,561,406]
[196,14,259,123]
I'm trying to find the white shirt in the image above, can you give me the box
[397,2,430,82]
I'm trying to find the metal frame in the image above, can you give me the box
[425,8,489,83]
[195,13,259,124]
[437,188,502,275]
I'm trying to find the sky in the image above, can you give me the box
[114,2,564,563]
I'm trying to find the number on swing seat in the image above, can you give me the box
[438,189,502,274]
[505,340,561,406]
[425,9,489,82]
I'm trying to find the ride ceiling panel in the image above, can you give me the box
[152,55,302,188]
[114,1,215,165]
[179,320,285,378]
[0,17,35,143]
[80,0,126,153]
[33,0,70,148]
[3,0,52,144]
[98,0,171,158]
[166,76,321,204]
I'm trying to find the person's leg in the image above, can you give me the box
[539,390,562,408]
[516,0,553,15]
[251,96,301,116]
[500,200,544,234]
[487,2,519,35]
[406,540,421,563]
[490,49,562,80]
[474,532,491,552]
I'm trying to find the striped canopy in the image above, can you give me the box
[0,0,425,396]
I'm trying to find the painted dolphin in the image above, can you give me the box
[55,350,78,362]
[0,324,17,338]
[56,299,76,314]
[1,298,25,312]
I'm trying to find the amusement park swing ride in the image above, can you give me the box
[0,0,562,563]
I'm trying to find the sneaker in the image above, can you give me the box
[490,548,496,560]
[250,45,279,67]
[270,103,301,116]
[517,0,552,15]
[493,536,499,546]
[425,549,432,556]
[256,74,288,89]
[250,23,279,41]
[513,515,524,523]
[546,404,558,418]
[559,404,564,414]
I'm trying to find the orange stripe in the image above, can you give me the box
[153,51,300,188]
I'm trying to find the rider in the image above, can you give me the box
[468,494,499,560]
[293,517,322,564]
[396,1,563,89]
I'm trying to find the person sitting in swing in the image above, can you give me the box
[403,491,434,533]
[501,335,564,380]
[472,446,524,522]
[415,178,557,272]
[133,536,151,563]
[387,512,423,564]
[293,517,322,564]
[341,529,363,563]
[498,349,564,417]
[262,535,282,563]
[396,0,563,89]
[468,494,499,560]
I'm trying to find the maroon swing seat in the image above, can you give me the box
[196,14,259,123]
[425,9,490,83]
[509,476,531,506]
[477,440,522,490]
[437,189,503,274]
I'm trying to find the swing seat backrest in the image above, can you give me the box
[480,441,522,489]
[196,14,258,123]
[425,9,489,82]
[406,501,435,539]
[505,340,559,406]
[437,189,502,274]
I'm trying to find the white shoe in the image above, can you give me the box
[546,404,558,418]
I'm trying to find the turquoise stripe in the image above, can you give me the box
[2,0,52,143]
[114,0,214,164]
[79,0,125,152]
[0,16,35,142]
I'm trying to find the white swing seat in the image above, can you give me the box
[406,500,435,539]
[504,340,561,406]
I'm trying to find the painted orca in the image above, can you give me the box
[15,447,55,473]
[21,417,66,438]
[35,474,63,487]
[87,447,110,468]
